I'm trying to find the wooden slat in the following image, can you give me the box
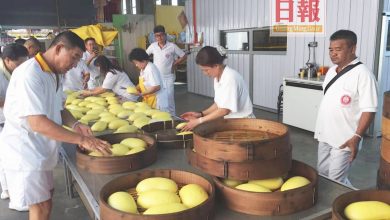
[384,91,390,118]
[141,120,193,149]
[377,156,390,190]
[380,156,390,177]
[332,190,390,219]
[99,169,215,220]
[381,137,390,163]
[193,118,291,162]
[76,133,157,174]
[187,147,292,180]
[382,116,390,140]
[213,160,318,216]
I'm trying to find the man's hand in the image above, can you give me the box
[339,135,361,162]
[81,90,91,97]
[181,118,201,131]
[79,136,112,156]
[180,112,201,120]
[73,123,93,137]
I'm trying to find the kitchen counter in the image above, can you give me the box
[284,76,325,85]
[283,77,324,132]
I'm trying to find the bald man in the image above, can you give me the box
[24,37,41,58]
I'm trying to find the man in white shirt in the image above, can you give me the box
[0,31,111,220]
[82,37,101,89]
[63,60,89,91]
[24,37,41,58]
[146,25,187,115]
[0,44,28,211]
[314,30,378,185]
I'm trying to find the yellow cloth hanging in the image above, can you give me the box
[71,24,118,47]
[139,76,157,109]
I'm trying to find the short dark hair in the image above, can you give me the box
[14,38,26,45]
[330,30,357,47]
[94,55,121,74]
[128,48,149,62]
[49,31,85,51]
[1,43,28,60]
[195,46,226,66]
[153,25,165,33]
[24,37,40,47]
[84,37,96,44]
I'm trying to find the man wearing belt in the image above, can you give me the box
[0,44,28,211]
[146,25,187,115]
[314,30,378,185]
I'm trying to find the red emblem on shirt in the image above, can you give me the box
[340,95,351,105]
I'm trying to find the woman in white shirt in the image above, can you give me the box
[128,48,169,112]
[181,46,254,130]
[81,55,138,101]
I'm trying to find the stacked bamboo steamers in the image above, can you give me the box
[187,118,318,216]
[378,91,390,190]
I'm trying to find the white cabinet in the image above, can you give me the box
[283,77,324,132]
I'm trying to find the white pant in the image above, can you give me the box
[5,170,54,207]
[317,142,352,186]
[0,126,7,192]
[162,74,176,115]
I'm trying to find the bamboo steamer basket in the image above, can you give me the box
[381,137,390,163]
[213,160,317,216]
[100,169,215,220]
[187,145,292,180]
[383,116,390,140]
[76,133,157,174]
[141,120,192,149]
[332,190,390,220]
[377,156,390,190]
[193,118,290,162]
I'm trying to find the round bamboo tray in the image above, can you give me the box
[76,133,157,174]
[383,91,390,118]
[377,156,390,190]
[213,160,318,216]
[381,137,390,163]
[141,120,193,149]
[100,169,215,220]
[193,118,290,162]
[332,190,390,220]
[186,146,292,180]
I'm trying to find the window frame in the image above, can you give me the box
[219,27,287,55]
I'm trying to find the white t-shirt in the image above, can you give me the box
[146,41,185,75]
[82,51,101,88]
[214,66,253,118]
[63,60,89,91]
[0,55,64,171]
[0,58,10,124]
[140,62,168,110]
[102,70,138,101]
[314,59,378,148]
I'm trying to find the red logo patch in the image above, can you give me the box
[341,95,351,105]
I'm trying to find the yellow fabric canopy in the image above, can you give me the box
[71,24,118,47]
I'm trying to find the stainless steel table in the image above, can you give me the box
[60,143,354,220]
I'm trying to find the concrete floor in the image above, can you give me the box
[0,84,382,220]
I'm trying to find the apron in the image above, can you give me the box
[139,76,157,108]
